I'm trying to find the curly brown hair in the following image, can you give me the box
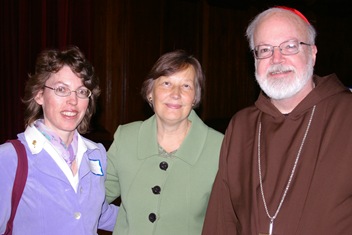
[22,46,100,134]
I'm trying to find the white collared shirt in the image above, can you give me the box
[24,124,97,192]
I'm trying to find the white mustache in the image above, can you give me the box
[267,64,295,75]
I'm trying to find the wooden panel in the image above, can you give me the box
[123,1,164,123]
[89,0,257,141]
[89,0,129,146]
[201,4,257,123]
[89,0,352,143]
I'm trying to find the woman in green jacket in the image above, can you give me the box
[105,50,224,235]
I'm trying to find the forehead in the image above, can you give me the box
[254,12,306,46]
[160,65,195,80]
[48,65,82,84]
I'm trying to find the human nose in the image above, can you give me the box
[67,91,78,105]
[271,46,284,64]
[171,86,181,98]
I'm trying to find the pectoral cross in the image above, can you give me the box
[259,219,274,235]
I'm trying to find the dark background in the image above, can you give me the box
[1,0,351,234]
[1,0,351,146]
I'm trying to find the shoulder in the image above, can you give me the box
[221,105,259,139]
[0,141,17,161]
[109,120,150,152]
[80,136,107,164]
[112,120,144,140]
[229,105,258,125]
[81,135,105,150]
[118,120,144,132]
[207,127,224,140]
[0,142,19,179]
[190,110,224,140]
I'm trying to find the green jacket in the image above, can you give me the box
[106,110,224,235]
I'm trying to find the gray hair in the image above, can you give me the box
[245,7,317,50]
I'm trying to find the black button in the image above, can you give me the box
[159,161,168,171]
[151,186,161,194]
[149,213,156,223]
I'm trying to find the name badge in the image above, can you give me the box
[89,159,104,176]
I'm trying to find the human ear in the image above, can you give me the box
[311,45,318,66]
[34,90,44,105]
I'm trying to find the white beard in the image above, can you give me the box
[255,57,314,100]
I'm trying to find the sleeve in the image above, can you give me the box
[97,141,119,231]
[202,118,239,235]
[97,201,119,231]
[105,126,123,203]
[0,143,18,233]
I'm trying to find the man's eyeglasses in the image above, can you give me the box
[253,39,311,59]
[44,85,92,99]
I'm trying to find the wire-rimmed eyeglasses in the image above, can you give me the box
[253,39,311,59]
[44,85,92,99]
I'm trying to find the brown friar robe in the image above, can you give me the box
[202,74,352,235]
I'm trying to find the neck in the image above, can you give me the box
[157,120,190,153]
[71,160,78,176]
[59,131,75,147]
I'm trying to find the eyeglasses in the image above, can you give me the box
[253,39,311,59]
[44,85,92,99]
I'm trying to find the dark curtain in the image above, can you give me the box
[0,0,93,143]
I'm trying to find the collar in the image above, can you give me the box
[137,110,209,166]
[24,123,98,155]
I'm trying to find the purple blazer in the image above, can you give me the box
[0,125,118,235]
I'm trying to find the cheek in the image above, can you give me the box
[183,91,196,103]
[40,94,59,110]
[154,89,168,101]
[255,60,267,75]
[79,100,90,111]
[297,57,310,71]
[40,98,60,119]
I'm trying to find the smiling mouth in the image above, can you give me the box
[269,70,292,77]
[166,103,182,109]
[62,111,77,117]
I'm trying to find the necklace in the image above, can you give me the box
[257,105,316,235]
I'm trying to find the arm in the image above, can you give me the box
[97,138,120,231]
[0,143,18,233]
[202,119,239,235]
[105,126,123,203]
[97,201,119,231]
